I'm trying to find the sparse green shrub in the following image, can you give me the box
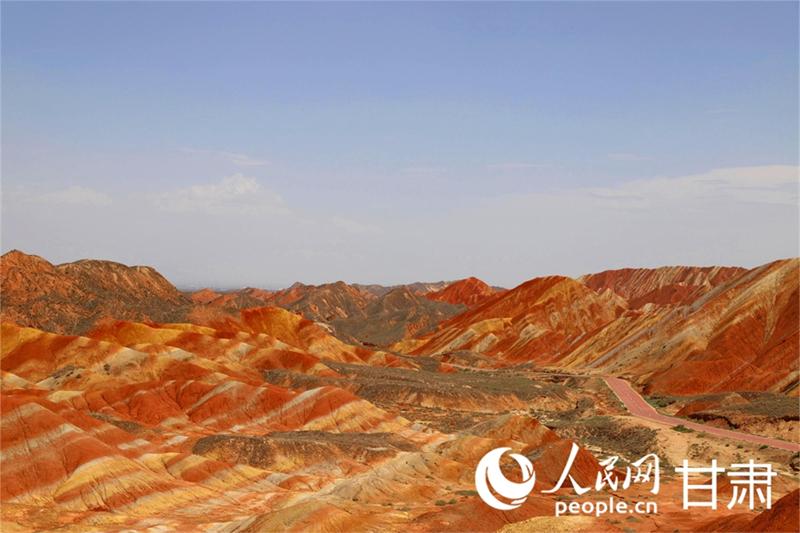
[435,500,446,506]
[455,490,478,496]
[644,396,670,409]
[671,425,694,433]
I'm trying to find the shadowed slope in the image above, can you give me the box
[330,286,466,346]
[1,250,193,335]
[278,281,370,322]
[188,281,463,347]
[188,288,269,309]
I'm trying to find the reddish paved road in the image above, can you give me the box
[448,365,799,452]
[604,377,800,452]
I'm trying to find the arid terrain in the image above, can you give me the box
[2,250,798,533]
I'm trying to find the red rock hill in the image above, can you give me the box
[578,265,747,309]
[425,277,501,307]
[1,250,193,335]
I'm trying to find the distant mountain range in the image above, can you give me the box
[2,249,797,396]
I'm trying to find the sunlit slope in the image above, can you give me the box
[572,258,799,395]
[397,276,623,364]
[578,265,747,309]
[396,259,798,396]
[425,277,502,307]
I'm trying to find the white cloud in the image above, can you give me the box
[182,148,269,167]
[607,153,651,161]
[151,174,284,214]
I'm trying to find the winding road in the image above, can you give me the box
[449,364,799,452]
[603,376,799,452]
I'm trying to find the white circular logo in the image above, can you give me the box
[475,447,536,510]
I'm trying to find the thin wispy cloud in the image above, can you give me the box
[486,163,557,170]
[584,165,798,209]
[4,185,113,206]
[402,167,447,174]
[44,186,113,206]
[182,147,269,167]
[607,153,651,162]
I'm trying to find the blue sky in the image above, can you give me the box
[2,2,798,288]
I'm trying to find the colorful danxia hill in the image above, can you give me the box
[1,250,798,533]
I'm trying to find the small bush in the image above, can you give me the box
[759,445,769,450]
[435,500,446,506]
[672,425,694,433]
[398,507,410,512]
[448,499,457,505]
[455,490,478,496]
